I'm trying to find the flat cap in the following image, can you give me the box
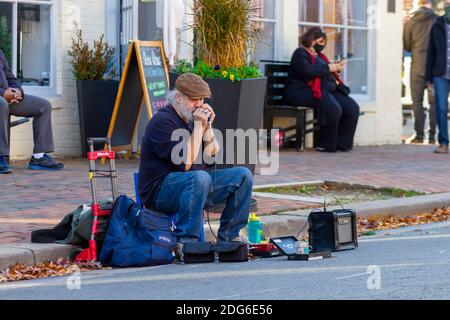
[175,73,211,99]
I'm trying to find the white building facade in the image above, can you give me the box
[3,0,404,158]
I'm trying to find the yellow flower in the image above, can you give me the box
[230,74,235,82]
[222,71,228,78]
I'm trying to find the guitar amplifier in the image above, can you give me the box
[308,209,358,252]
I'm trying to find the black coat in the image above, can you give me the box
[285,47,331,99]
[0,49,23,98]
[284,47,339,127]
[426,16,449,83]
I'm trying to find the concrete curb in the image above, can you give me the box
[2,192,450,270]
[0,243,76,271]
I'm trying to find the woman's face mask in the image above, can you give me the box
[313,43,325,53]
[313,37,326,54]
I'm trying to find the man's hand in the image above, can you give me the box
[199,103,216,123]
[193,107,212,131]
[3,88,22,104]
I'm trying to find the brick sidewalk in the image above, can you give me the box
[1,144,448,244]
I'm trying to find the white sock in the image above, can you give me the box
[33,153,45,159]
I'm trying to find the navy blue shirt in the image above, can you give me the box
[138,105,206,209]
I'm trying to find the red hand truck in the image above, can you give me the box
[75,137,119,262]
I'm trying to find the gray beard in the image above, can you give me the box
[178,102,194,124]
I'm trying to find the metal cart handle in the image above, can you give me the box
[87,137,111,146]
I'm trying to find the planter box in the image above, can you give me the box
[76,80,120,157]
[169,73,267,174]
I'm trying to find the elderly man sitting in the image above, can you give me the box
[138,73,253,261]
[0,49,63,174]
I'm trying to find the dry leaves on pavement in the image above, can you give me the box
[0,258,106,283]
[358,207,450,236]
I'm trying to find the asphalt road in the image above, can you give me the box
[1,221,450,300]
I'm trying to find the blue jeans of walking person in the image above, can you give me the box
[153,167,253,243]
[433,77,450,146]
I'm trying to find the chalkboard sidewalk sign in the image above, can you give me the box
[105,40,170,154]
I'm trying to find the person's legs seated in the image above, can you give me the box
[152,167,253,261]
[153,170,212,261]
[0,97,12,174]
[333,91,360,151]
[9,95,64,169]
[316,94,342,152]
[205,167,253,242]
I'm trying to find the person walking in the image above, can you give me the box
[426,0,450,154]
[404,0,437,144]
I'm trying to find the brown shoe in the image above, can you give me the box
[434,144,449,154]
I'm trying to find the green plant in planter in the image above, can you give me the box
[68,28,116,80]
[193,0,259,68]
[0,16,12,65]
[173,0,263,81]
[173,59,262,82]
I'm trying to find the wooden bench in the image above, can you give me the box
[262,61,319,151]
[6,116,30,163]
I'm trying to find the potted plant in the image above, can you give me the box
[68,29,119,157]
[0,16,12,65]
[171,0,267,174]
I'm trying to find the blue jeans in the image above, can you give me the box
[434,76,450,146]
[154,167,253,242]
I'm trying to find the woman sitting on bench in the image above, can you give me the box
[285,27,360,153]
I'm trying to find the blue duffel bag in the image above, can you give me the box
[99,195,176,267]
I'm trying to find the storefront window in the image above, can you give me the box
[299,0,319,23]
[0,0,53,88]
[323,0,345,25]
[250,0,278,65]
[298,0,369,95]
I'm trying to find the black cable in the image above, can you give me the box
[295,221,308,239]
[323,195,345,211]
[205,165,218,242]
[295,208,322,239]
[331,195,345,209]
[205,121,218,242]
